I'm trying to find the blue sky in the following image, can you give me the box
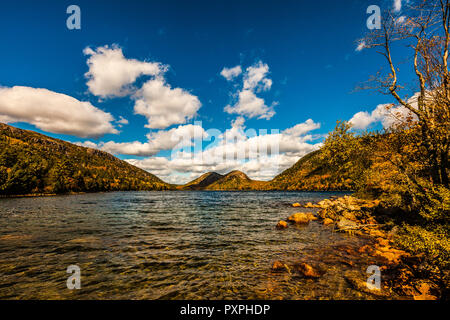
[0,0,414,183]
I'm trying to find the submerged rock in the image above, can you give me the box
[358,241,409,264]
[271,260,287,272]
[294,262,321,278]
[288,212,311,224]
[276,220,288,229]
[344,271,388,297]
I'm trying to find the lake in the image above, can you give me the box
[0,191,384,299]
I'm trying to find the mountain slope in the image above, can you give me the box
[180,172,224,190]
[268,150,353,190]
[0,123,171,195]
[205,170,269,190]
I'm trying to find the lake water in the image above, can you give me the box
[0,191,384,300]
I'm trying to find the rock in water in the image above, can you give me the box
[295,262,321,278]
[276,220,288,229]
[287,213,310,224]
[304,202,320,208]
[323,218,334,225]
[271,261,286,272]
[292,203,301,207]
[306,212,318,221]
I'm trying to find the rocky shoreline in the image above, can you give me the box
[273,196,443,300]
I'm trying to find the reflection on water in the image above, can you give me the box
[0,191,382,299]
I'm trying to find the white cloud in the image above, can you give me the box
[78,141,99,149]
[349,97,419,130]
[282,119,321,136]
[220,65,242,81]
[133,78,202,129]
[243,61,272,92]
[224,90,275,120]
[349,110,377,129]
[0,86,118,138]
[84,44,202,129]
[223,61,276,120]
[116,116,129,126]
[79,123,207,157]
[78,117,321,184]
[126,152,314,184]
[122,119,321,184]
[84,45,166,98]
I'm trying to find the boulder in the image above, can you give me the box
[342,211,358,221]
[344,271,388,297]
[295,262,321,278]
[306,212,318,221]
[359,241,409,264]
[276,220,288,229]
[292,203,302,207]
[346,204,361,211]
[323,218,334,225]
[317,210,327,219]
[337,217,358,230]
[317,199,332,209]
[303,202,319,208]
[287,212,311,224]
[413,282,438,300]
[271,260,287,272]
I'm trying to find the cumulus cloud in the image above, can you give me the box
[133,78,202,129]
[0,86,118,138]
[349,95,419,130]
[83,44,202,129]
[243,61,272,92]
[77,117,321,183]
[126,152,314,184]
[220,65,242,81]
[282,119,321,136]
[78,123,207,157]
[224,90,275,120]
[84,45,166,97]
[116,116,129,127]
[119,118,322,184]
[223,61,276,120]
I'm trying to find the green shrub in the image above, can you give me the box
[395,224,450,273]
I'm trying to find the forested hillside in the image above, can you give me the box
[0,123,171,195]
[180,172,224,190]
[204,170,268,190]
[269,150,354,191]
